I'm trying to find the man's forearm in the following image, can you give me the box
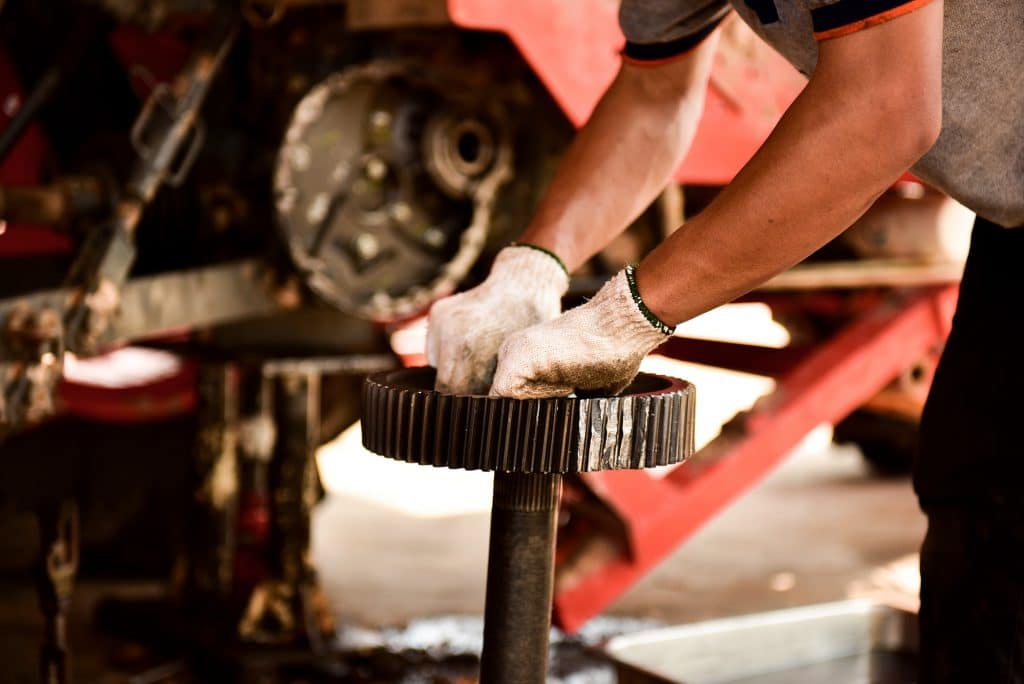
[636,3,943,324]
[519,36,720,272]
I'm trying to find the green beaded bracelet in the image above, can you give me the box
[509,242,569,277]
[625,264,676,336]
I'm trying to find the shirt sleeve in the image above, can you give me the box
[804,0,936,41]
[619,0,731,65]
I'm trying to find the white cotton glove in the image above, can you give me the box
[490,267,673,399]
[426,245,569,394]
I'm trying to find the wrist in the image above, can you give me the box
[487,245,570,299]
[587,269,674,351]
[508,242,569,277]
[624,264,676,336]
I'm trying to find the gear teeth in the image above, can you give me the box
[361,368,695,474]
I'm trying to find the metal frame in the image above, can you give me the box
[552,284,958,631]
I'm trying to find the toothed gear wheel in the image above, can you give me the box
[361,367,696,473]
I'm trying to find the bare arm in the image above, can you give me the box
[636,2,944,323]
[518,35,721,272]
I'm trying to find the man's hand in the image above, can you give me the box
[490,268,670,399]
[426,245,568,394]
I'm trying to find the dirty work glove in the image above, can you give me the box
[426,244,569,394]
[490,265,674,399]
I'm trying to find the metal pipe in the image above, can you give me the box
[480,472,562,684]
[0,176,107,228]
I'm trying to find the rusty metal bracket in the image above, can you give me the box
[34,500,79,684]
[0,15,239,429]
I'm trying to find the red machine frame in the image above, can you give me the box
[551,284,958,631]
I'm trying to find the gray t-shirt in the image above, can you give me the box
[620,0,1024,228]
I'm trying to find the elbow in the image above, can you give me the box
[899,103,941,162]
[878,85,943,166]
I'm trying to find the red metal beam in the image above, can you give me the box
[552,285,958,631]
[656,336,808,378]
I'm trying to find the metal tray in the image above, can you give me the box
[604,600,917,683]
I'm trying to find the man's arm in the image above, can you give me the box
[636,1,944,323]
[518,35,721,272]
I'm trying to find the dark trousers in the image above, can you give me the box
[916,217,1024,682]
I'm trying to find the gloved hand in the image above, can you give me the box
[426,245,569,394]
[490,266,673,399]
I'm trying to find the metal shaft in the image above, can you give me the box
[480,472,562,684]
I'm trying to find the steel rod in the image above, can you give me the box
[480,472,562,684]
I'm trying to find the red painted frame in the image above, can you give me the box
[448,0,806,186]
[552,284,959,631]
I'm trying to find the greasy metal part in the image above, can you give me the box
[34,501,79,684]
[0,17,239,430]
[189,363,241,598]
[275,60,513,321]
[238,361,334,648]
[62,15,238,354]
[0,176,109,228]
[480,473,562,684]
[361,367,696,683]
[0,258,288,431]
[104,259,287,345]
[423,113,497,197]
[0,259,286,362]
[361,367,696,473]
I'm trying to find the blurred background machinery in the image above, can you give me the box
[0,0,969,681]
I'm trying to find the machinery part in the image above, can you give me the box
[61,14,236,353]
[235,360,343,648]
[275,60,513,321]
[34,500,79,684]
[0,176,110,228]
[481,472,561,684]
[189,363,241,598]
[0,17,237,428]
[361,367,696,682]
[361,367,695,473]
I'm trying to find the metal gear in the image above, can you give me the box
[275,60,513,321]
[361,367,696,473]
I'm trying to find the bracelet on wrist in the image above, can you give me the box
[625,264,676,336]
[509,242,569,277]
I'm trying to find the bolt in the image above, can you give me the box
[369,110,392,133]
[306,192,330,224]
[364,158,387,182]
[354,233,380,261]
[331,161,351,183]
[390,202,412,224]
[424,227,446,248]
[290,144,311,172]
